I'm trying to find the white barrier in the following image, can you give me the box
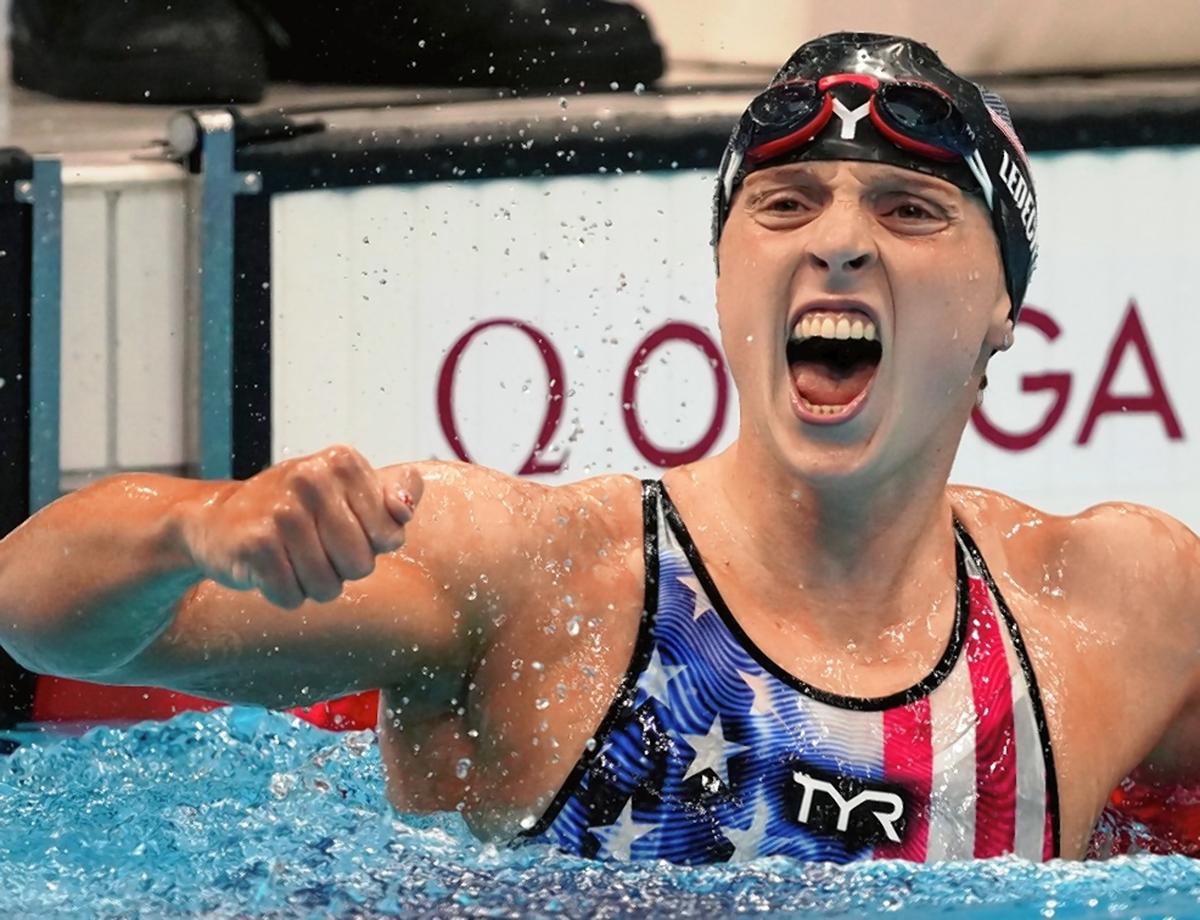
[271,146,1200,530]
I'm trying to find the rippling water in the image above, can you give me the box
[0,707,1196,918]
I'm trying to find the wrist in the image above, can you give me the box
[157,477,238,577]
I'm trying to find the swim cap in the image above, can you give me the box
[713,32,1038,320]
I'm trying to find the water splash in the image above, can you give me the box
[1,708,1198,918]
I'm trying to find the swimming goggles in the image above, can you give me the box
[735,72,995,208]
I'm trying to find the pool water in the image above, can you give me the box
[1,707,1197,919]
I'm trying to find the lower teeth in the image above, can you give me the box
[800,399,849,415]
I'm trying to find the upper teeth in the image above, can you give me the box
[791,312,878,343]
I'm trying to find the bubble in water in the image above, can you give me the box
[566,616,581,636]
[535,698,550,710]
[268,772,297,799]
[455,757,472,779]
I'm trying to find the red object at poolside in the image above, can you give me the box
[30,676,380,731]
[1090,770,1200,858]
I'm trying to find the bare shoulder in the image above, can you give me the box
[948,482,1199,628]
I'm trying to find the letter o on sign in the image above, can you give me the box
[622,322,728,467]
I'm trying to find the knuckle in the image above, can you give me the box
[376,526,407,553]
[314,580,344,603]
[272,589,303,611]
[242,525,278,558]
[289,460,331,500]
[347,554,376,581]
[270,503,305,531]
[325,445,363,478]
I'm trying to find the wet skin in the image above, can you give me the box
[1,162,1198,861]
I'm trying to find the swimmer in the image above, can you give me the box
[1,32,1198,864]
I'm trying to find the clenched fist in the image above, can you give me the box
[182,446,422,609]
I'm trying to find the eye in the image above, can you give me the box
[762,192,810,212]
[748,189,818,225]
[889,201,938,220]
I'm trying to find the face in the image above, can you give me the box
[715,159,1012,484]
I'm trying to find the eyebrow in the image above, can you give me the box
[749,164,959,196]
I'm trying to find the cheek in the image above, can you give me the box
[890,245,997,363]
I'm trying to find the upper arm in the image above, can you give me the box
[1069,502,1200,778]
[100,461,553,710]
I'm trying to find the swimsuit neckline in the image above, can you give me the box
[655,479,970,712]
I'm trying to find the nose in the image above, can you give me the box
[805,204,877,279]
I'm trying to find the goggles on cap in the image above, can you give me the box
[731,73,995,211]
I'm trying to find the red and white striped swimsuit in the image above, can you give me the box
[524,481,1060,863]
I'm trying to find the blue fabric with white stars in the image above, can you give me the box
[523,484,890,864]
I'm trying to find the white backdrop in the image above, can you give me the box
[271,147,1200,530]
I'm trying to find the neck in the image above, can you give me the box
[682,438,959,643]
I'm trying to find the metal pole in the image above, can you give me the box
[16,158,63,512]
[179,110,261,480]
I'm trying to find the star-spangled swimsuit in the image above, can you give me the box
[520,480,1060,863]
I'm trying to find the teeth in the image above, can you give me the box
[798,397,852,415]
[791,312,879,344]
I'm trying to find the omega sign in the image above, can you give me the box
[434,299,1183,474]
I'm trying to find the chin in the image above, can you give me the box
[764,404,884,487]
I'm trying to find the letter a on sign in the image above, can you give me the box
[1077,300,1184,444]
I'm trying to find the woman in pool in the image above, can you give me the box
[1,32,1198,864]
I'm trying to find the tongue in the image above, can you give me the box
[791,360,876,407]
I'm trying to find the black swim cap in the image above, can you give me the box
[713,32,1038,320]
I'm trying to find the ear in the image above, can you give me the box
[983,288,1015,355]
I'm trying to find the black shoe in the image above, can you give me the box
[257,0,664,92]
[10,0,267,104]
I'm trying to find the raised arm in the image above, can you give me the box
[0,448,529,710]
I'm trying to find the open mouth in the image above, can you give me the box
[786,312,883,420]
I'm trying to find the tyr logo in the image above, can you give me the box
[787,765,907,847]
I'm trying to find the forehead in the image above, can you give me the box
[743,160,965,197]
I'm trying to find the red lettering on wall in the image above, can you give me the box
[435,318,568,474]
[972,306,1072,452]
[1076,300,1184,444]
[622,322,728,467]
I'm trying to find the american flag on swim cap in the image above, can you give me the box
[978,85,1033,174]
